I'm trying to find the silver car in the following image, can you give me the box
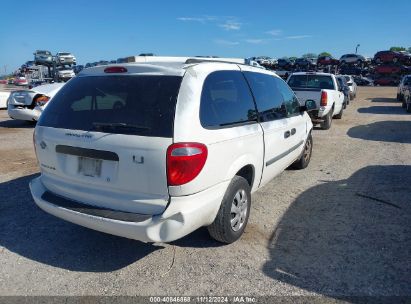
[56,52,76,66]
[34,50,53,65]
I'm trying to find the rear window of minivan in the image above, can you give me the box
[38,75,182,137]
[288,75,335,90]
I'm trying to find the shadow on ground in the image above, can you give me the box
[0,174,223,272]
[357,105,407,115]
[0,119,35,128]
[263,165,411,299]
[347,121,411,144]
[366,97,398,103]
[0,174,161,272]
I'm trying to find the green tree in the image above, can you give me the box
[318,52,332,57]
[288,56,298,61]
[389,46,406,52]
[302,53,317,59]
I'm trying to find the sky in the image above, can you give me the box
[0,0,410,74]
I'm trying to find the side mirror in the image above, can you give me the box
[300,99,317,112]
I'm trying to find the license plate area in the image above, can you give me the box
[78,157,102,177]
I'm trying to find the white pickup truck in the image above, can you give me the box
[287,72,345,129]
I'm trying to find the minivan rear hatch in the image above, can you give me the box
[36,74,182,215]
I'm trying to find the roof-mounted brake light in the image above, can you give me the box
[104,66,127,73]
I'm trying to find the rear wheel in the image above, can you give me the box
[291,133,313,170]
[334,106,343,119]
[208,176,251,244]
[320,111,333,130]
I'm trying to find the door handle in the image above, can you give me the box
[291,128,296,135]
[284,130,291,138]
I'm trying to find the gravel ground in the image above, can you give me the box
[0,86,410,300]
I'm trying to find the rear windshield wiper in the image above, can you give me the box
[91,122,151,132]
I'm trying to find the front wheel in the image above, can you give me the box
[291,133,313,170]
[208,176,251,243]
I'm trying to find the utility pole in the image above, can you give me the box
[355,44,360,54]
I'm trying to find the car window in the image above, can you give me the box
[274,77,301,117]
[243,72,287,121]
[200,71,257,128]
[288,75,335,90]
[38,75,182,137]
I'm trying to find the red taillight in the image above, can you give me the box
[320,91,328,107]
[104,66,127,73]
[166,143,208,186]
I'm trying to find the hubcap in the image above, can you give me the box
[303,138,312,162]
[230,189,248,232]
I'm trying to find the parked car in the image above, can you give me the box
[403,82,411,112]
[277,58,294,70]
[294,58,316,70]
[0,91,10,108]
[353,76,373,86]
[72,65,84,74]
[374,76,400,86]
[339,54,366,65]
[255,56,275,67]
[7,83,65,121]
[97,60,110,66]
[342,75,357,99]
[374,64,404,74]
[317,55,339,66]
[14,76,28,86]
[30,59,316,244]
[339,65,364,76]
[287,72,345,129]
[397,75,411,101]
[56,67,75,81]
[116,58,127,63]
[34,50,53,65]
[336,76,351,108]
[56,52,77,66]
[374,51,411,64]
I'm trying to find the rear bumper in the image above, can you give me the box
[8,107,39,121]
[30,176,228,243]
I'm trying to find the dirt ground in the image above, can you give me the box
[0,86,410,301]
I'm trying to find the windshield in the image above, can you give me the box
[288,75,335,90]
[38,75,182,137]
[59,53,71,56]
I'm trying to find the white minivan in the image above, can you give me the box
[30,58,315,243]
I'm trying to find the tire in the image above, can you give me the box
[397,94,401,101]
[291,133,313,170]
[320,111,333,130]
[402,101,406,108]
[208,176,251,244]
[343,100,347,109]
[334,106,343,119]
[347,95,351,105]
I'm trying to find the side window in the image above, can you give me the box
[243,72,286,122]
[200,71,257,128]
[336,78,342,91]
[274,77,301,117]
